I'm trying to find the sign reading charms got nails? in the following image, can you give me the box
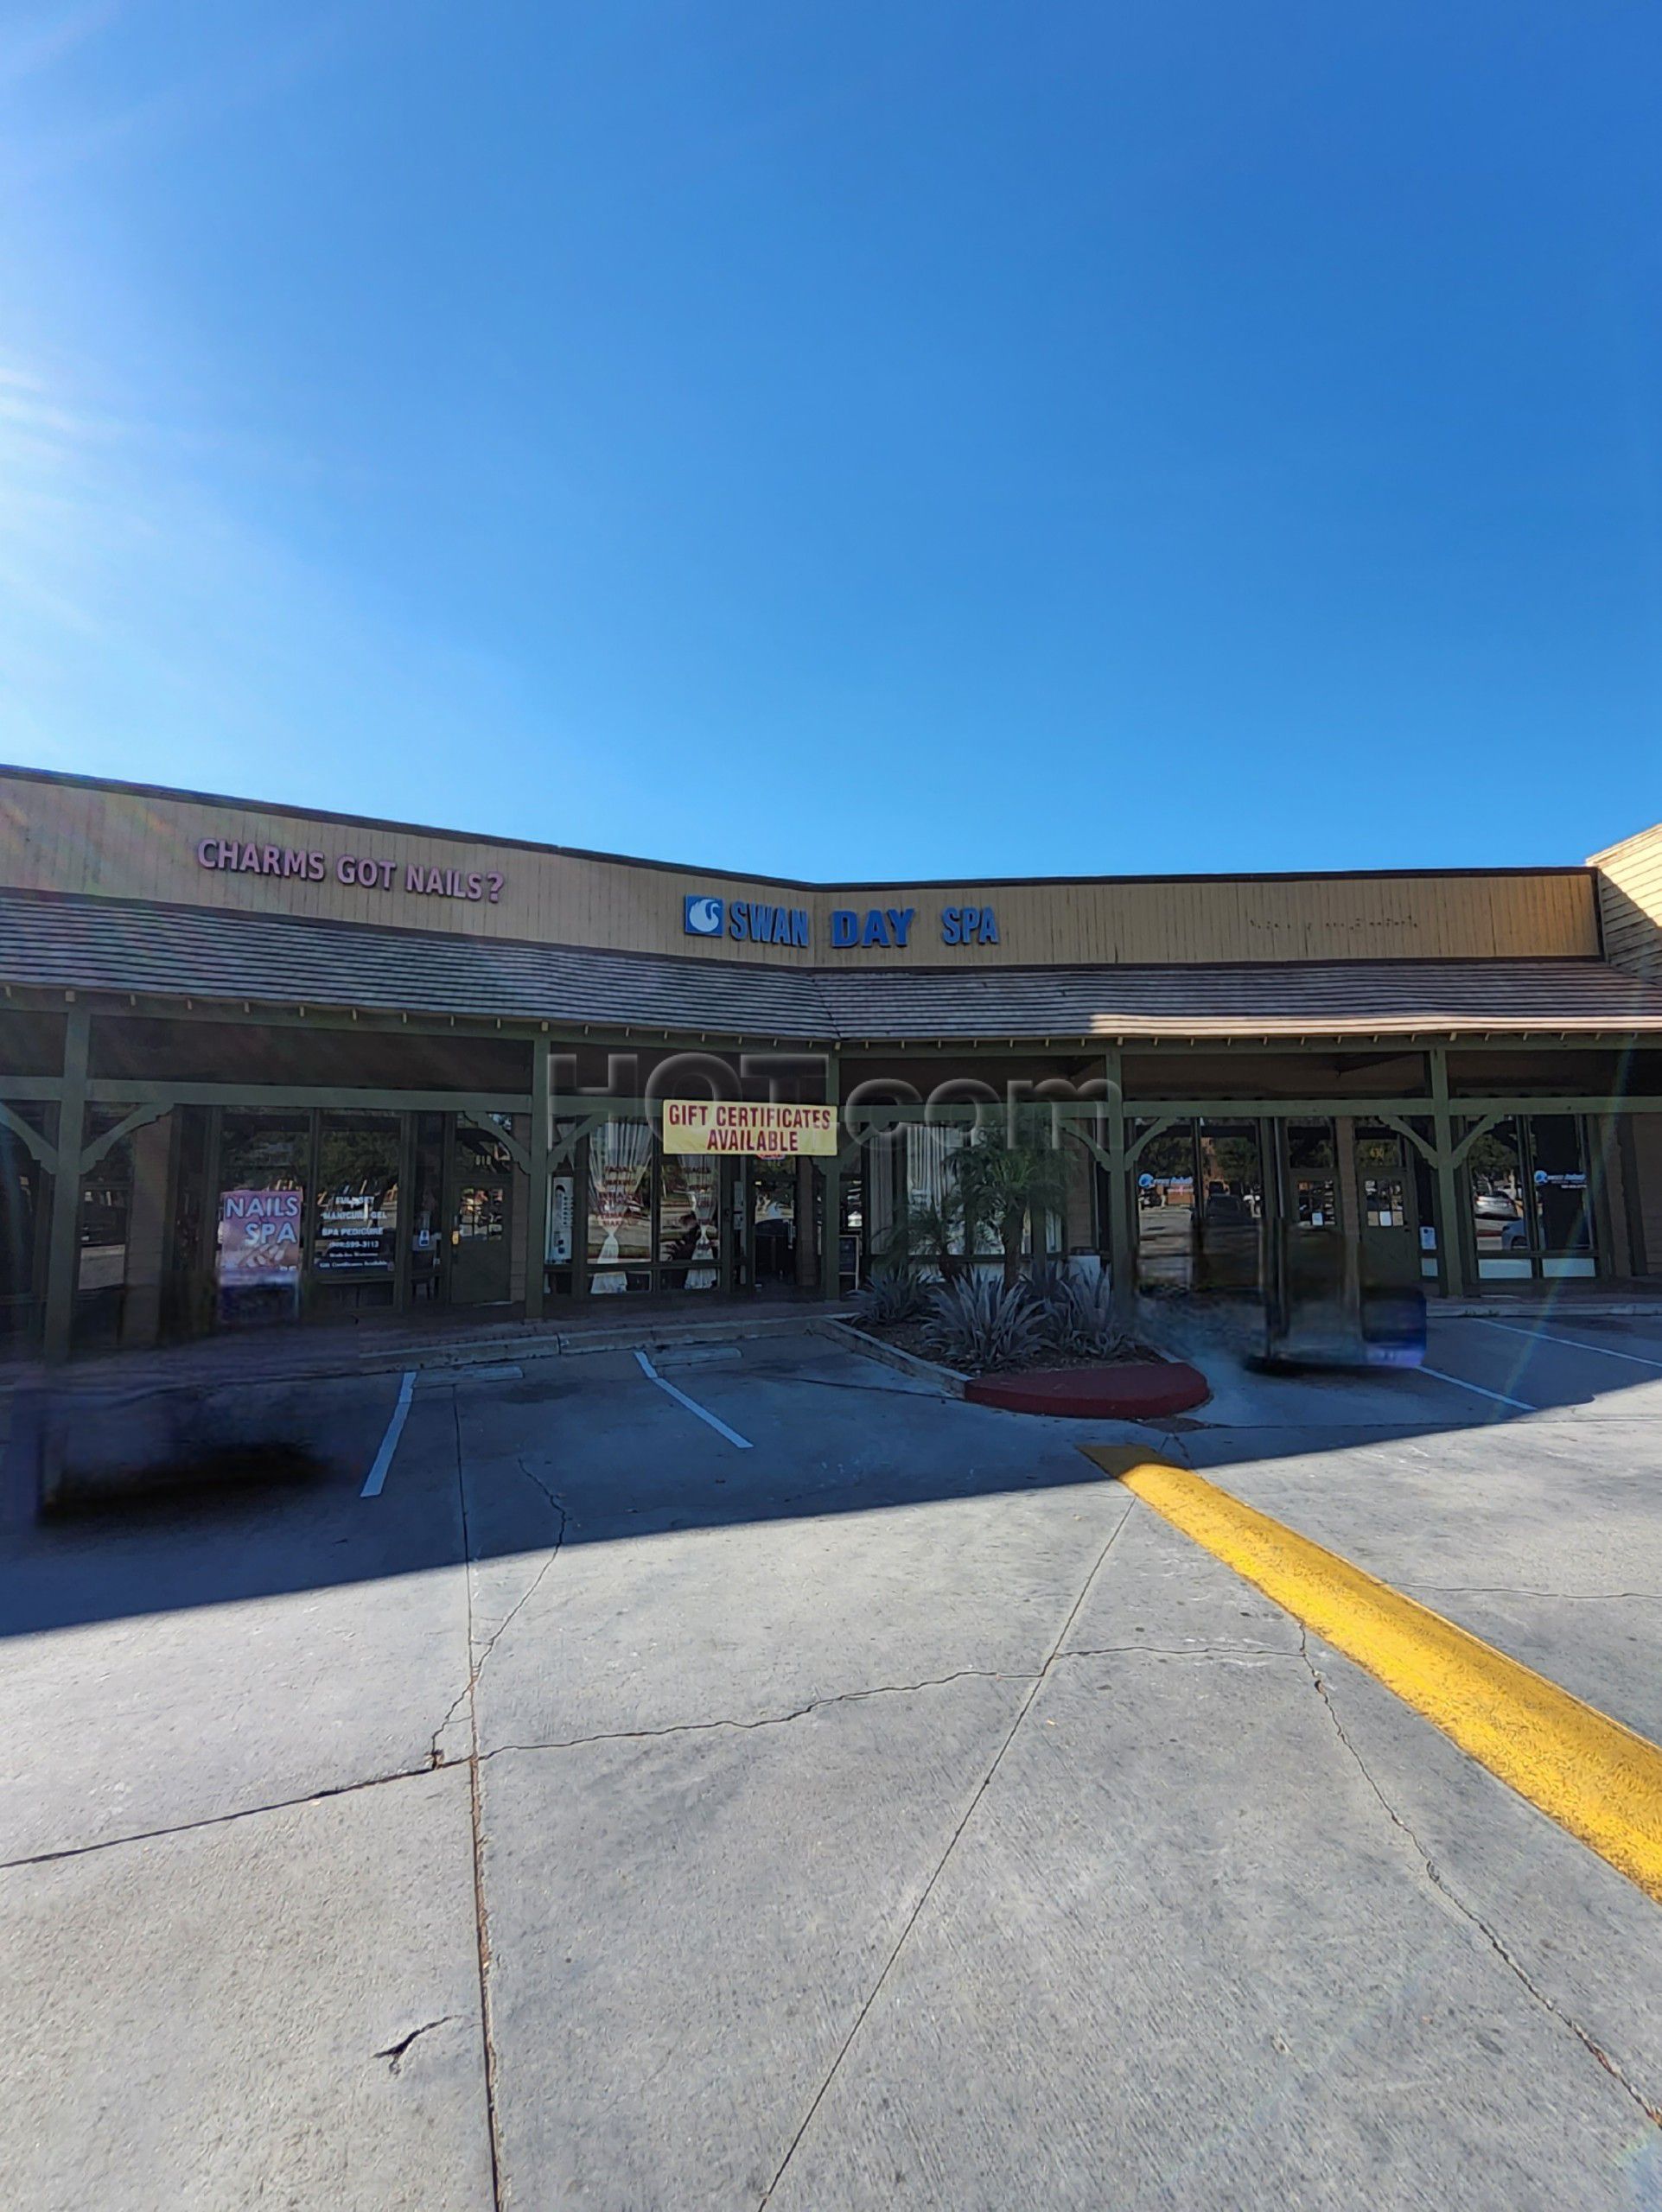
[196,837,505,904]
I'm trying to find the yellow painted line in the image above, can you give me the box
[1079,1446,1662,1904]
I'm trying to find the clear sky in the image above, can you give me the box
[3,2,1659,881]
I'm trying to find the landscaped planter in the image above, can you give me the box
[964,1362,1209,1419]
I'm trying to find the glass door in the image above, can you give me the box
[448,1120,515,1307]
[1465,1115,1595,1281]
[1354,1123,1421,1292]
[1194,1122,1264,1294]
[1132,1123,1199,1293]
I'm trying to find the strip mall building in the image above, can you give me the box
[3,763,1662,1360]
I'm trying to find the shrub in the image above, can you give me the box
[924,1275,1046,1370]
[949,1116,1073,1286]
[852,1267,931,1328]
[873,1187,969,1282]
[1032,1268,1127,1359]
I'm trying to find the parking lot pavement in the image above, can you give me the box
[2,1767,494,2212]
[4,1320,1662,2209]
[0,1368,468,1863]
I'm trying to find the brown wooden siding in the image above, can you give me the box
[1591,823,1662,977]
[1630,1114,1662,1274]
[0,768,1604,970]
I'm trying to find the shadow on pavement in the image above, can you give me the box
[4,1323,1659,1644]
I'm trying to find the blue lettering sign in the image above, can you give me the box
[939,902,999,946]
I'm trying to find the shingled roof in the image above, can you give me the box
[5,890,1662,1041]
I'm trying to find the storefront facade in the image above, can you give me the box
[4,765,1662,1360]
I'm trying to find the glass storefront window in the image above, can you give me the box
[1134,1123,1197,1291]
[1287,1122,1336,1174]
[314,1115,399,1278]
[1283,1120,1336,1233]
[1196,1122,1262,1292]
[73,1109,137,1347]
[1357,1132,1410,1230]
[451,1122,514,1307]
[1362,1178,1407,1229]
[588,1118,653,1293]
[1530,1115,1593,1276]
[411,1114,443,1302]
[217,1114,307,1326]
[0,1109,48,1343]
[313,1112,400,1312]
[1467,1115,1595,1281]
[659,1154,720,1290]
[1467,1117,1528,1279]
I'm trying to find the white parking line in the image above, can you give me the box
[1472,1317,1662,1371]
[634,1350,753,1449]
[360,1370,417,1497]
[1417,1363,1536,1413]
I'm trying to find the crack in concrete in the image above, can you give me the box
[0,1763,435,1874]
[430,1452,569,1768]
[451,1389,506,2212]
[755,1491,1138,2209]
[374,2016,456,2074]
[1059,1640,1303,1663]
[1405,1584,1662,1602]
[482,1668,1039,1762]
[1297,1628,1662,2133]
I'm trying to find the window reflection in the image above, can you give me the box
[588,1118,653,1293]
[313,1113,399,1290]
[1467,1115,1595,1280]
[1134,1125,1196,1292]
[659,1154,720,1289]
[216,1114,306,1326]
[1196,1123,1262,1292]
[0,1109,47,1341]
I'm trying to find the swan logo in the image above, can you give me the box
[684,894,725,938]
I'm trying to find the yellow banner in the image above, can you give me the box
[660,1100,837,1157]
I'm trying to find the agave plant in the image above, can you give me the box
[923,1275,1046,1370]
[1031,1267,1127,1358]
[851,1266,931,1328]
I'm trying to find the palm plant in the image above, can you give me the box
[875,1183,970,1282]
[949,1113,1072,1286]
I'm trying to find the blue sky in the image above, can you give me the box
[2,1,1660,880]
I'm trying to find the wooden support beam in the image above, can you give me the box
[1105,1046,1133,1330]
[0,1100,57,1174]
[821,1051,842,1300]
[42,1005,91,1363]
[525,1040,551,1321]
[82,1080,533,1115]
[1429,1049,1467,1299]
[458,1111,532,1179]
[79,1100,173,1178]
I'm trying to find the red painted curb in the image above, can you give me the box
[964,1361,1209,1419]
